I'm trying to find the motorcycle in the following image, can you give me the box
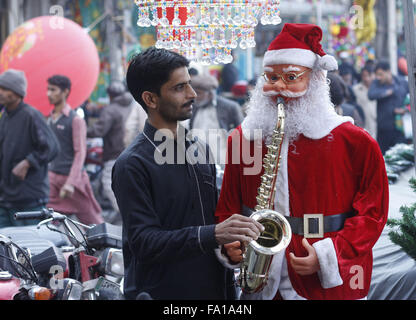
[0,231,61,300]
[0,208,124,300]
[85,137,104,182]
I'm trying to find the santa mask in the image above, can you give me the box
[242,24,346,144]
[260,23,337,101]
[262,64,312,103]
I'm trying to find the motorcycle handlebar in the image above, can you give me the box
[14,208,52,221]
[13,208,93,251]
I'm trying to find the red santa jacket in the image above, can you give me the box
[215,122,389,300]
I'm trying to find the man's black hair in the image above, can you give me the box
[47,75,72,93]
[189,67,199,76]
[364,59,375,70]
[248,78,257,87]
[338,63,354,76]
[375,60,391,72]
[361,65,374,77]
[126,47,190,113]
[328,72,346,107]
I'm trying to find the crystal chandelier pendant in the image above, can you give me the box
[134,0,282,65]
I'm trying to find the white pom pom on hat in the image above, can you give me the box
[318,54,338,71]
[263,23,338,72]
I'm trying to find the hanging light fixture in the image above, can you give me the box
[134,0,282,65]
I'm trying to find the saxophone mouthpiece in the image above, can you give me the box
[276,96,285,106]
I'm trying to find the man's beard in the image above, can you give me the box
[159,99,195,122]
[242,70,339,144]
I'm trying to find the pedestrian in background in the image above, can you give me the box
[353,65,377,139]
[188,73,244,165]
[219,51,239,94]
[368,60,409,154]
[0,69,59,227]
[87,81,133,222]
[123,101,147,148]
[338,63,366,124]
[46,75,103,225]
[328,72,365,128]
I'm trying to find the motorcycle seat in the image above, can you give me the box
[11,239,57,257]
[0,225,71,249]
[0,229,57,257]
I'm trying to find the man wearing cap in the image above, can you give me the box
[87,81,135,222]
[215,24,388,300]
[188,73,244,165]
[0,69,59,227]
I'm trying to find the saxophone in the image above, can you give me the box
[238,97,292,294]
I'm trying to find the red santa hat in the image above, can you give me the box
[263,23,338,71]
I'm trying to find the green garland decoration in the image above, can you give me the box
[387,177,416,260]
[384,144,414,184]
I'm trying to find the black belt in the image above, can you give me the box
[242,205,356,239]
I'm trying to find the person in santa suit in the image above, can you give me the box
[214,23,389,300]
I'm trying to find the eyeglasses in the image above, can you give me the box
[262,69,310,85]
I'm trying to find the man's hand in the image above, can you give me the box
[289,238,320,276]
[215,214,264,245]
[60,183,75,199]
[385,88,394,97]
[223,241,244,264]
[12,159,31,181]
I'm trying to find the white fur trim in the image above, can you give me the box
[302,114,354,140]
[264,49,317,69]
[214,246,240,269]
[319,55,339,71]
[278,257,306,300]
[313,238,343,289]
[275,136,290,216]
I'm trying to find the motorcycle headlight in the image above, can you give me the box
[102,248,124,277]
[60,279,83,300]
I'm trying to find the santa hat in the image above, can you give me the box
[263,23,338,71]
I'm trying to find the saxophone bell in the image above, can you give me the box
[239,209,292,294]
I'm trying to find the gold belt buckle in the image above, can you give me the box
[303,214,324,239]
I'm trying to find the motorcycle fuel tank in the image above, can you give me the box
[0,273,21,300]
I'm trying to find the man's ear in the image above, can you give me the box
[64,89,71,99]
[142,91,158,110]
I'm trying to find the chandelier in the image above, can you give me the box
[134,0,282,65]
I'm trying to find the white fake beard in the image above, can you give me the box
[242,70,339,144]
[262,89,307,98]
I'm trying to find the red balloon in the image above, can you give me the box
[398,57,408,76]
[0,16,99,116]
